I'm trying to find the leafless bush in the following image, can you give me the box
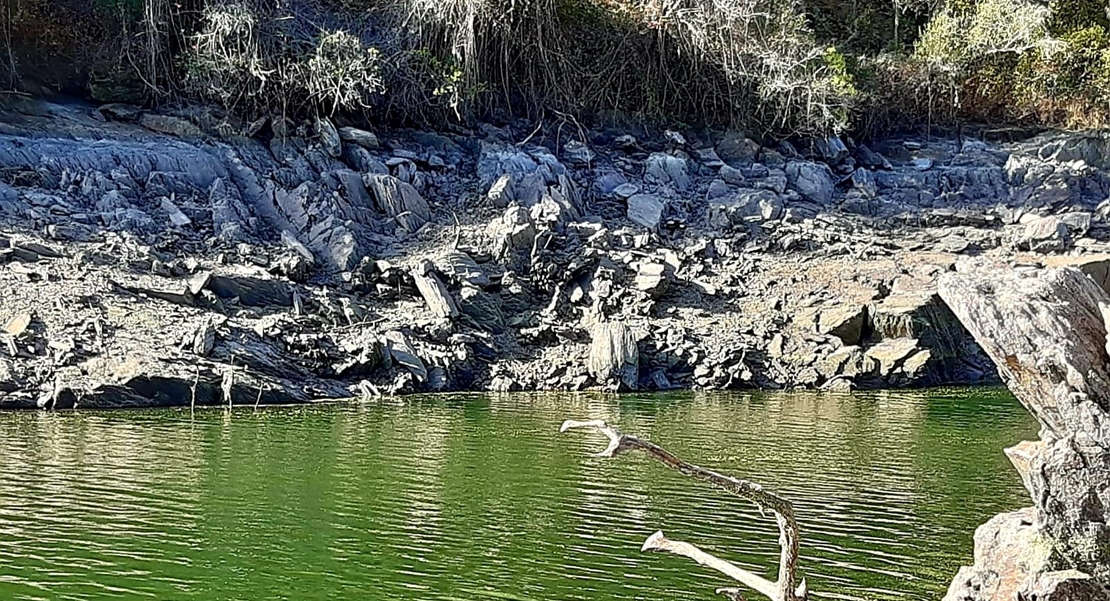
[297,30,384,115]
[183,2,269,107]
[183,1,384,116]
[389,0,851,135]
[653,0,853,133]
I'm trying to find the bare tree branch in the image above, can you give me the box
[560,419,808,601]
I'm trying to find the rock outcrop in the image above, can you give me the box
[940,265,1110,600]
[1,98,1109,405]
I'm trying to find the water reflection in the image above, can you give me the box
[0,390,1035,601]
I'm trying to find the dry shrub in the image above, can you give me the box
[654,0,854,133]
[182,1,385,116]
[389,0,853,135]
[299,31,384,114]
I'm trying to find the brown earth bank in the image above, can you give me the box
[0,97,1109,408]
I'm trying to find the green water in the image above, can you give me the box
[0,390,1036,601]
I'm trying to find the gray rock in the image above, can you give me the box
[563,140,595,165]
[313,226,360,272]
[851,168,878,198]
[761,150,787,170]
[627,194,665,229]
[814,135,849,164]
[338,126,380,150]
[754,170,788,195]
[529,187,580,227]
[1022,216,1068,252]
[411,261,458,319]
[440,252,489,288]
[708,189,783,227]
[594,171,628,195]
[488,174,514,208]
[864,338,920,377]
[208,178,252,241]
[315,117,343,158]
[384,331,427,383]
[613,134,639,150]
[160,197,192,227]
[707,179,733,200]
[645,153,690,191]
[855,144,891,170]
[342,145,388,175]
[587,322,639,390]
[1060,211,1093,236]
[786,161,836,205]
[816,346,877,380]
[330,169,375,214]
[613,183,640,199]
[939,508,1104,601]
[717,131,760,164]
[901,349,932,379]
[1020,571,1110,601]
[1038,133,1110,169]
[870,290,974,367]
[139,113,204,138]
[0,181,21,214]
[818,304,867,346]
[207,272,293,307]
[363,174,431,233]
[694,147,724,167]
[719,164,746,185]
[488,206,537,270]
[102,208,156,232]
[280,230,316,266]
[458,286,505,333]
[634,262,668,297]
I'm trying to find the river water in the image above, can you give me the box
[0,390,1035,601]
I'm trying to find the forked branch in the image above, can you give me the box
[560,419,808,601]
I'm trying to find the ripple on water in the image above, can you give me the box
[0,390,1035,601]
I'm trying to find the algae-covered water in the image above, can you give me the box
[0,390,1036,600]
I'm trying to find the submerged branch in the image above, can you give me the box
[560,419,807,601]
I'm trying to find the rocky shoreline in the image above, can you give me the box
[0,97,1107,408]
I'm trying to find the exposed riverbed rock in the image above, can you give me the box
[5,99,1110,406]
[363,174,431,233]
[587,322,639,390]
[786,161,835,205]
[628,194,665,229]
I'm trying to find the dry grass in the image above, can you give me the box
[4,0,1110,135]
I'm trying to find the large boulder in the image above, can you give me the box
[588,322,639,390]
[1020,216,1068,252]
[939,266,1110,592]
[716,130,760,164]
[786,160,836,205]
[818,304,867,346]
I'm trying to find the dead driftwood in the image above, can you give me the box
[560,419,808,601]
[938,265,1110,600]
